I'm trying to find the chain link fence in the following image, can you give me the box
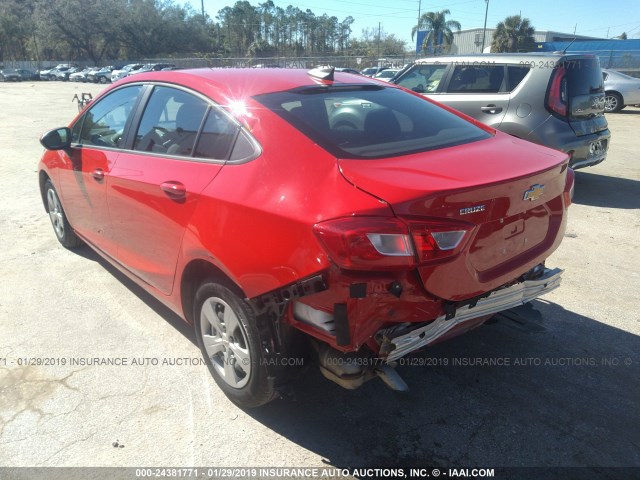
[1,56,411,73]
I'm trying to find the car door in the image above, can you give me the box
[57,85,143,255]
[436,64,509,127]
[108,85,238,294]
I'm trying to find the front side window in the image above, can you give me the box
[394,64,447,93]
[134,86,208,157]
[255,85,491,159]
[74,85,142,148]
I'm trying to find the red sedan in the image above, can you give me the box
[39,67,574,407]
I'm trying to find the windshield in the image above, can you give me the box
[254,85,491,159]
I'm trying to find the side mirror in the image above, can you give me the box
[40,127,71,150]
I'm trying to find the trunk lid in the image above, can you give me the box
[338,132,570,301]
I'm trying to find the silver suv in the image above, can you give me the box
[391,53,610,169]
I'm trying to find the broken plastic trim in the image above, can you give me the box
[380,268,563,362]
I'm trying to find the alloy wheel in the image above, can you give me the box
[200,296,251,389]
[47,188,65,240]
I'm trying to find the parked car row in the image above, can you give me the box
[27,63,177,83]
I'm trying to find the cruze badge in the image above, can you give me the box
[460,205,486,215]
[523,184,545,201]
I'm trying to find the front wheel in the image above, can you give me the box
[44,179,83,248]
[604,92,624,112]
[194,281,277,408]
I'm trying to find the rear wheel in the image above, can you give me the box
[44,179,82,248]
[194,281,277,408]
[604,92,624,112]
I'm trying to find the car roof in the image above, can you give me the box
[414,52,597,63]
[118,67,385,98]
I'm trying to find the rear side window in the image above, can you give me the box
[447,66,505,93]
[193,109,238,160]
[254,86,491,159]
[507,66,530,91]
[563,58,603,95]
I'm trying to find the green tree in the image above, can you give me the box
[411,9,461,56]
[0,0,38,61]
[491,15,535,53]
[35,0,121,63]
[350,27,407,57]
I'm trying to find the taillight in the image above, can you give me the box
[313,217,415,270]
[313,217,473,270]
[547,65,568,117]
[409,221,473,264]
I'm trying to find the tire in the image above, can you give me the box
[604,92,624,113]
[193,281,277,408]
[44,179,83,248]
[99,76,107,84]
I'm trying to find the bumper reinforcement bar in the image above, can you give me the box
[383,268,563,362]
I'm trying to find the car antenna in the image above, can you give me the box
[308,65,335,82]
[562,38,577,54]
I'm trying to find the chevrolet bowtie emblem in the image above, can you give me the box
[523,184,545,201]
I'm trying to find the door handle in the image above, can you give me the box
[481,105,502,114]
[160,181,186,199]
[92,168,105,181]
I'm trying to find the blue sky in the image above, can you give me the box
[191,0,640,48]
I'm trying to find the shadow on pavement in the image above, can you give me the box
[612,108,640,115]
[573,171,640,209]
[72,245,196,345]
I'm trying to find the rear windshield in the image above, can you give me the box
[254,86,491,159]
[564,58,603,96]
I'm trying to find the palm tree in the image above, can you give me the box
[412,9,461,56]
[491,15,535,52]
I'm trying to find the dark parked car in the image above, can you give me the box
[392,53,610,169]
[0,69,22,81]
[13,69,38,81]
[38,67,573,407]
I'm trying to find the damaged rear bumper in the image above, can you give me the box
[380,267,563,362]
